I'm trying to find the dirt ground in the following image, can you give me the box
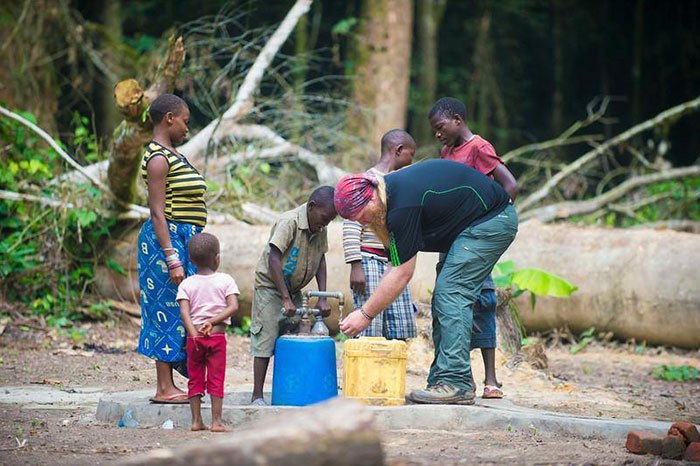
[0,314,698,465]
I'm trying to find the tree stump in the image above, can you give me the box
[495,288,524,355]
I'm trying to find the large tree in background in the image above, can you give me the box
[347,0,413,163]
[411,0,447,146]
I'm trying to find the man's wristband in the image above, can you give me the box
[360,308,373,321]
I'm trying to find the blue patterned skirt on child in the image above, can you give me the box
[137,219,202,373]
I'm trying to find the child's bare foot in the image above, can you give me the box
[191,421,208,431]
[210,422,229,433]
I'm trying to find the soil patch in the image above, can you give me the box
[0,315,698,465]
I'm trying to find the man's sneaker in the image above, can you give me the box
[407,382,475,405]
[250,397,267,406]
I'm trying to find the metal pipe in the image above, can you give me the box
[303,290,345,321]
[303,290,345,306]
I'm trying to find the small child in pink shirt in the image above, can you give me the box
[177,232,239,432]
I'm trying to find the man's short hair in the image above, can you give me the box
[428,97,467,121]
[309,185,336,210]
[188,232,219,266]
[149,93,187,124]
[380,129,416,154]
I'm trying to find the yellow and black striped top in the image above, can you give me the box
[141,141,207,227]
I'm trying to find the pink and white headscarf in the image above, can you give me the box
[333,172,379,219]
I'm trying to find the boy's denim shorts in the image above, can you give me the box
[471,288,497,350]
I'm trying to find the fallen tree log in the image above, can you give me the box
[116,398,384,466]
[501,221,700,349]
[97,220,700,348]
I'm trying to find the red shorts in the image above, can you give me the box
[186,334,226,399]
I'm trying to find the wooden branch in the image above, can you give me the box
[520,165,700,223]
[517,94,700,212]
[116,398,383,466]
[1,189,238,226]
[191,123,346,184]
[0,104,113,195]
[144,36,187,102]
[501,135,603,164]
[223,124,346,184]
[179,0,313,162]
[0,188,151,220]
[0,189,74,209]
[241,202,279,224]
[107,36,186,204]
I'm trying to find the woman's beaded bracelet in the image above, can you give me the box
[165,254,180,263]
[360,308,373,321]
[167,261,182,270]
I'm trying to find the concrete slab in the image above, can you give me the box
[0,385,104,409]
[0,385,671,441]
[93,389,671,441]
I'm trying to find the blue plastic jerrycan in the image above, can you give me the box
[271,335,338,406]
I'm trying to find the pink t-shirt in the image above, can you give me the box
[440,135,503,176]
[176,273,240,325]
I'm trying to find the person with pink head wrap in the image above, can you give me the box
[336,159,518,406]
[333,173,379,220]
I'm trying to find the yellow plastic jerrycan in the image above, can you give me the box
[343,337,406,406]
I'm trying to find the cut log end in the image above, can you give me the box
[114,79,145,119]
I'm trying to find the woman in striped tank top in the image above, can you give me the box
[137,94,207,404]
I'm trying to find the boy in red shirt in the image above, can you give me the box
[428,97,518,399]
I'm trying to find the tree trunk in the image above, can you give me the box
[632,0,644,124]
[0,0,60,134]
[106,36,186,204]
[466,10,508,145]
[346,0,414,167]
[550,0,564,135]
[495,289,524,355]
[116,398,384,466]
[99,0,122,138]
[411,0,447,146]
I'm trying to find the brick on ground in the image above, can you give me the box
[684,442,700,462]
[661,434,687,460]
[626,431,663,455]
[670,421,700,444]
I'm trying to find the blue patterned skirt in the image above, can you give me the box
[137,219,202,367]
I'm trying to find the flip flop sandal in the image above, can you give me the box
[482,380,503,389]
[482,385,504,399]
[149,394,189,404]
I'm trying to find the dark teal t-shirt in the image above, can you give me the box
[385,159,510,265]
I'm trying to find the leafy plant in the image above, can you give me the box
[652,365,699,382]
[493,260,578,310]
[231,316,252,337]
[0,108,116,324]
[569,327,596,354]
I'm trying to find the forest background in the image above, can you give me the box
[1,0,699,328]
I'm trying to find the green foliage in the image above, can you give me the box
[0,108,116,325]
[652,365,699,382]
[71,113,100,163]
[231,316,252,337]
[569,327,596,354]
[493,260,577,308]
[331,17,358,36]
[573,178,700,227]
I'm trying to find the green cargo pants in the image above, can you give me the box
[427,204,518,391]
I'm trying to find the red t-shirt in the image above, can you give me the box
[440,135,503,177]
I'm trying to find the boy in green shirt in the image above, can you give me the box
[249,186,337,405]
